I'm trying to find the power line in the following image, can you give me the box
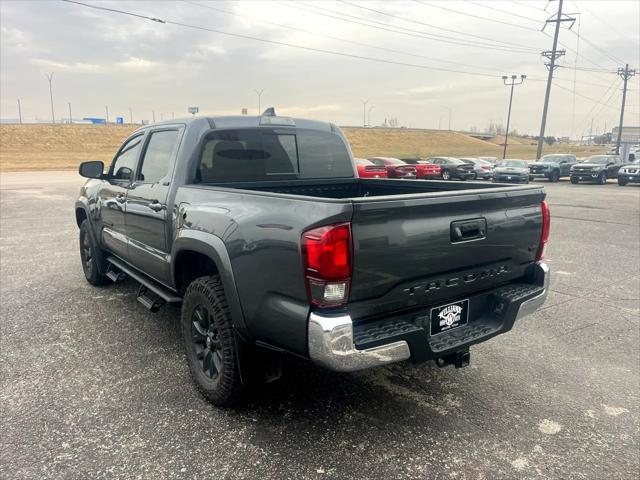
[60,0,510,79]
[511,1,547,13]
[337,0,541,51]
[189,1,613,89]
[469,1,544,23]
[187,0,504,75]
[414,0,541,31]
[567,29,626,67]
[287,2,541,53]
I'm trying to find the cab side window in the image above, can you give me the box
[111,135,143,181]
[138,130,180,183]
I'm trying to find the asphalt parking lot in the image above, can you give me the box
[1,171,638,479]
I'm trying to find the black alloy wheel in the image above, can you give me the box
[191,305,223,380]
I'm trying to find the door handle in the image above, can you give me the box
[115,194,126,203]
[148,201,165,212]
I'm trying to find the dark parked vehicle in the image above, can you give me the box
[570,155,626,184]
[355,158,388,178]
[75,112,550,406]
[400,158,442,179]
[428,157,475,180]
[459,158,494,180]
[492,160,530,184]
[368,157,417,178]
[529,154,577,182]
[618,159,640,186]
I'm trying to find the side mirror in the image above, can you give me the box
[79,160,104,179]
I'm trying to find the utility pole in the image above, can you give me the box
[17,99,22,124]
[254,89,265,114]
[152,110,156,123]
[536,0,575,159]
[45,72,55,124]
[105,106,109,124]
[615,64,636,154]
[439,115,443,130]
[361,99,368,127]
[588,118,593,146]
[129,107,133,124]
[367,105,375,127]
[502,74,526,159]
[68,102,73,124]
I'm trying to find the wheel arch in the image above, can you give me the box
[172,231,250,339]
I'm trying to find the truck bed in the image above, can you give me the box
[198,178,535,200]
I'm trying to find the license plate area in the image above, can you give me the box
[430,299,469,336]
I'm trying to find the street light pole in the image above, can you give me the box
[45,72,55,123]
[361,99,368,127]
[501,74,526,159]
[105,106,109,124]
[367,105,375,127]
[254,89,265,114]
[68,102,72,124]
[17,99,22,124]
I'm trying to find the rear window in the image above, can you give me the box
[196,128,353,183]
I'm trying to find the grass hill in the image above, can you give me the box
[0,124,604,172]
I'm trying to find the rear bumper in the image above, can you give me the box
[308,262,549,372]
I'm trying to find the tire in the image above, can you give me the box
[618,178,628,186]
[181,276,245,406]
[597,172,607,185]
[79,220,109,286]
[570,177,579,184]
[441,170,451,180]
[549,170,560,182]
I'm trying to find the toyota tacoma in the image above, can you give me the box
[75,111,550,406]
[529,154,577,182]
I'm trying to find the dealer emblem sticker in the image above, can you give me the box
[430,299,469,335]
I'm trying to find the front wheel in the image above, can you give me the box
[549,170,560,182]
[182,276,245,406]
[441,170,451,180]
[79,220,109,286]
[618,178,628,186]
[597,172,607,185]
[570,177,579,184]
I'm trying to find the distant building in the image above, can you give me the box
[611,126,640,143]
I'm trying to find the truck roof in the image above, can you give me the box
[132,114,336,134]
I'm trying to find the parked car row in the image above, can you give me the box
[355,153,639,187]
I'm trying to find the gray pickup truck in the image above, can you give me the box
[528,154,577,182]
[75,111,550,406]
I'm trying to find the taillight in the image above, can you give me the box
[302,223,352,307]
[536,201,550,261]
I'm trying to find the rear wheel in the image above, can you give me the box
[597,172,607,185]
[548,170,560,182]
[441,170,451,180]
[182,276,245,406]
[570,177,579,184]
[618,178,628,186]
[79,220,109,286]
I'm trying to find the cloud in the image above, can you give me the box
[30,58,103,72]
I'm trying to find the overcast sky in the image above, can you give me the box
[1,0,638,138]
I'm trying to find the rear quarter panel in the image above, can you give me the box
[173,186,352,355]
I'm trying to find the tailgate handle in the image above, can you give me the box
[451,218,486,243]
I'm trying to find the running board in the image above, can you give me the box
[105,256,182,310]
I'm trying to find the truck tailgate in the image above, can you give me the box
[348,186,545,319]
